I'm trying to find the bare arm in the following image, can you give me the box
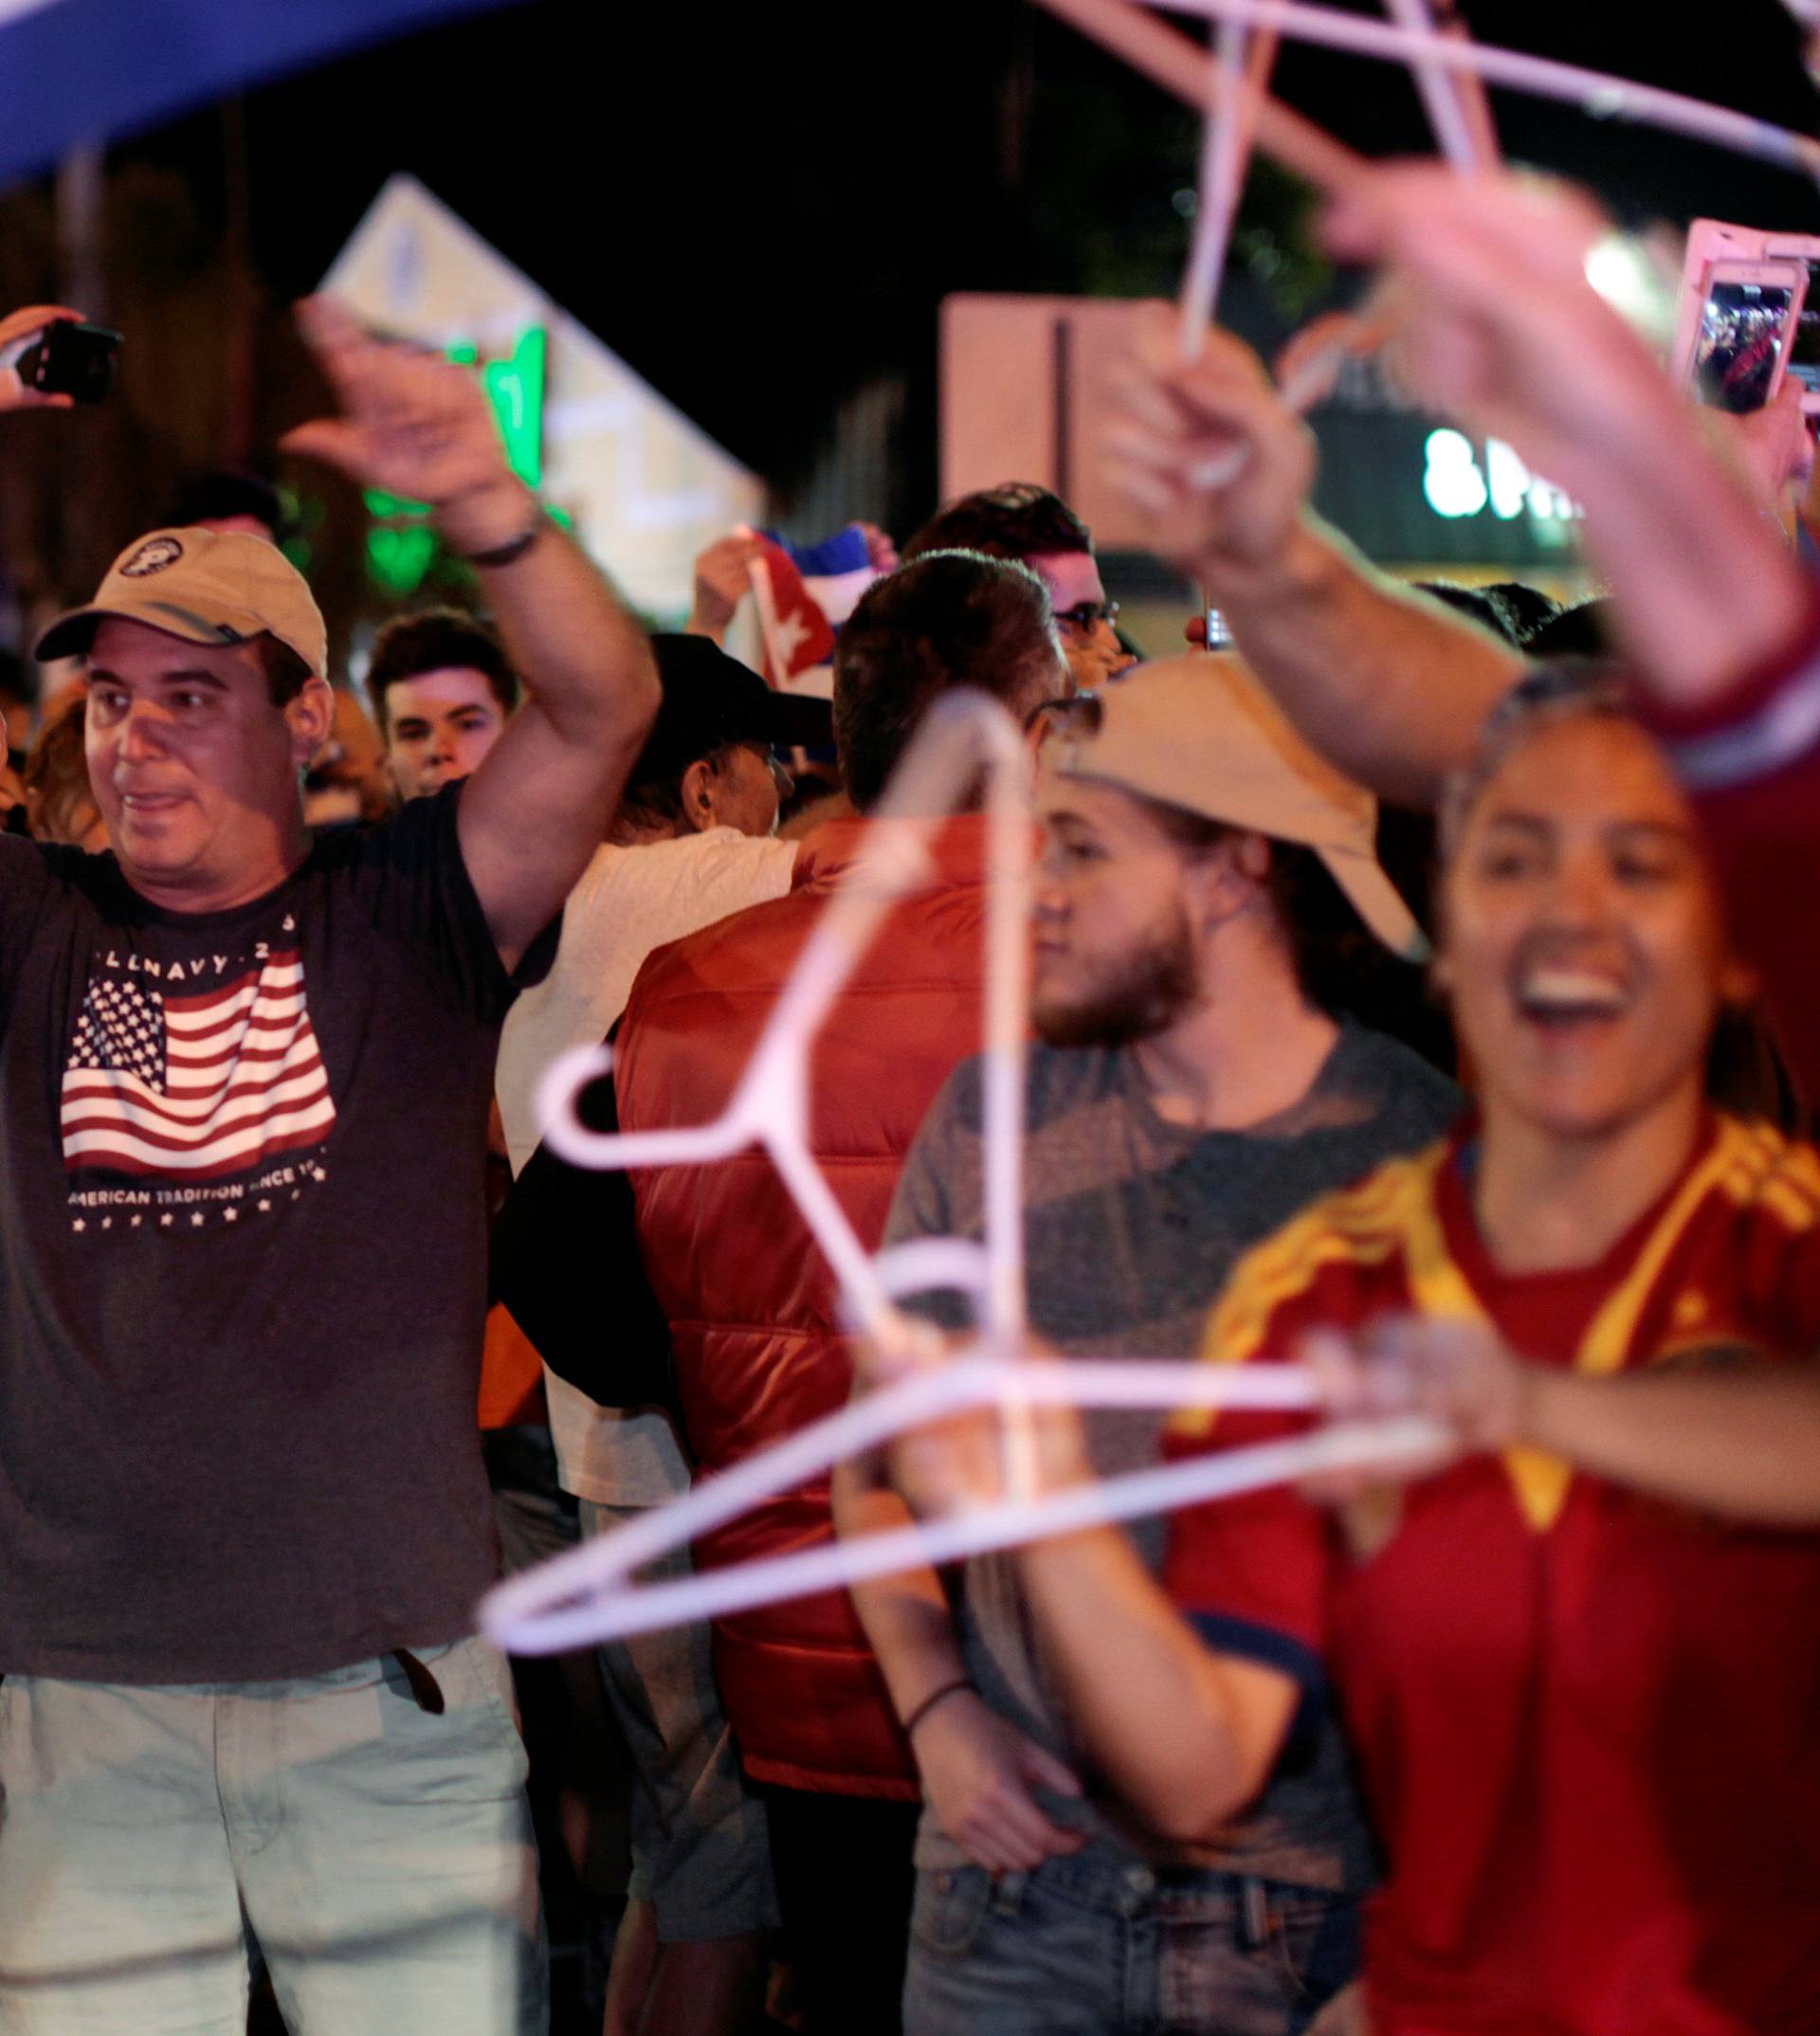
[833,1450,1087,1872]
[1107,309,1521,807]
[451,509,657,971]
[1296,173,1820,1090]
[1526,1361,1820,1527]
[285,298,659,971]
[832,1452,969,1720]
[0,304,82,840]
[1017,1523,1300,1845]
[1210,513,1520,807]
[1314,1318,1820,1528]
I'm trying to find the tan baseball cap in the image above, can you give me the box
[1050,652,1429,961]
[35,527,328,679]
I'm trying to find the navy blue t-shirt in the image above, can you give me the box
[0,784,521,1682]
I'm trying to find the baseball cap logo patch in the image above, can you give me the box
[119,536,185,578]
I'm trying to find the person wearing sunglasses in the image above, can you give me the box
[903,482,1138,693]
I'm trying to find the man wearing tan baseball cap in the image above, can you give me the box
[1050,649,1429,960]
[36,522,331,678]
[0,298,659,2036]
[843,651,1459,2036]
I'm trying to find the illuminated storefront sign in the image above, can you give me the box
[364,326,562,594]
[1421,428,1581,528]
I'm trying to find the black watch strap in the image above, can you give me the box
[460,513,545,569]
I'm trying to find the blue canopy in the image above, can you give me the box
[0,0,511,190]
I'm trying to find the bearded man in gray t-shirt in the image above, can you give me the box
[835,655,1460,2036]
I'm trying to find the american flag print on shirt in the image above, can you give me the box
[61,948,337,1179]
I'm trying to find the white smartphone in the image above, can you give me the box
[1765,234,1820,412]
[1689,258,1807,413]
[1669,219,1764,387]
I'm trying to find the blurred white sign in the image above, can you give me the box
[325,174,765,622]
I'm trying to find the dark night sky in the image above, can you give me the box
[103,0,1820,518]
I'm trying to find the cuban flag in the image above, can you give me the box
[748,525,882,700]
[0,0,510,191]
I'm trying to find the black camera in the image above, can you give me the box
[16,321,121,404]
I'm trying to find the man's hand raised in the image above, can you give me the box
[1320,169,1653,503]
[282,294,657,974]
[687,532,768,643]
[282,297,529,554]
[1104,305,1317,598]
[1321,166,1811,708]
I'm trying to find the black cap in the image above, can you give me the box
[633,634,831,787]
[159,470,289,544]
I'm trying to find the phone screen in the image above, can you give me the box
[1784,259,1820,391]
[1695,280,1797,412]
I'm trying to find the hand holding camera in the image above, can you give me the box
[0,306,119,413]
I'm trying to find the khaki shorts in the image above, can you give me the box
[0,1637,544,2034]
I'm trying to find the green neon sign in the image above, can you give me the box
[486,328,544,491]
[364,327,554,594]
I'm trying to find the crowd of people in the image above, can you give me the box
[3,162,1820,2036]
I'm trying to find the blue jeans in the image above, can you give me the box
[901,1845,1358,2036]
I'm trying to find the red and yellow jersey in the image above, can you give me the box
[1164,1113,1820,2036]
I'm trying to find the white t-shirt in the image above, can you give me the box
[495,827,797,1503]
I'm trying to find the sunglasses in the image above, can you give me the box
[1052,599,1120,634]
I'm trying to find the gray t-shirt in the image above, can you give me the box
[0,785,524,1683]
[885,1022,1460,1886]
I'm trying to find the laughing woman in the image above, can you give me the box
[907,669,1820,2036]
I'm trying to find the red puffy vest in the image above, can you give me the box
[615,815,993,1797]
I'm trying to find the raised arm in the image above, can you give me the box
[1319,169,1812,713]
[285,298,659,970]
[1106,308,1522,808]
[1307,171,1820,1085]
[0,305,85,833]
[685,531,767,645]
